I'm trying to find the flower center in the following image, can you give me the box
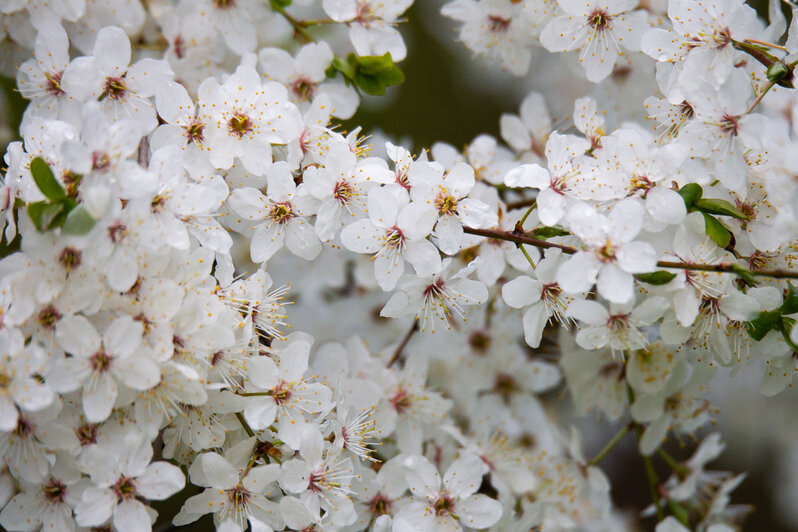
[588,9,611,31]
[333,180,355,203]
[214,0,236,8]
[368,493,392,516]
[42,479,67,503]
[468,330,491,353]
[433,492,456,516]
[597,242,616,263]
[630,175,653,195]
[109,222,127,244]
[102,76,127,100]
[272,381,292,405]
[59,247,82,271]
[76,422,98,446]
[494,373,518,401]
[390,388,412,414]
[13,417,33,438]
[269,202,295,224]
[37,304,62,331]
[184,121,205,144]
[291,77,315,101]
[607,313,630,332]
[228,113,253,138]
[435,192,458,215]
[719,114,739,136]
[92,151,111,171]
[385,227,405,251]
[423,277,446,299]
[487,15,511,32]
[113,477,137,501]
[226,485,250,508]
[45,71,65,97]
[90,350,112,373]
[713,27,732,48]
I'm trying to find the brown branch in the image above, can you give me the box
[387,321,419,368]
[463,226,577,254]
[464,226,798,280]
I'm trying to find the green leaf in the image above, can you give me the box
[694,198,749,220]
[781,285,798,315]
[27,201,47,230]
[730,263,758,286]
[269,0,292,9]
[61,206,96,235]
[30,157,65,202]
[634,271,677,285]
[532,225,570,239]
[351,53,396,75]
[348,53,405,96]
[702,213,731,248]
[0,231,20,259]
[678,183,702,210]
[767,61,790,83]
[747,309,782,341]
[38,202,66,230]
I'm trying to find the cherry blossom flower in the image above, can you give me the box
[61,26,173,133]
[540,0,648,82]
[557,199,657,304]
[394,453,503,531]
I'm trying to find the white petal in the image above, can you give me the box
[617,241,657,274]
[113,500,152,532]
[285,219,322,261]
[646,187,686,225]
[137,462,185,500]
[56,315,100,356]
[556,252,599,294]
[597,264,634,304]
[522,304,549,348]
[83,373,117,422]
[502,276,542,308]
[103,315,143,357]
[457,494,503,529]
[94,26,131,75]
[443,454,485,498]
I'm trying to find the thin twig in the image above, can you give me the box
[387,321,419,368]
[744,79,777,115]
[463,226,798,280]
[235,412,255,437]
[273,6,316,43]
[589,424,631,466]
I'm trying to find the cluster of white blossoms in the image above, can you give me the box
[0,0,797,530]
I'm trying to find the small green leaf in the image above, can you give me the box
[27,201,47,230]
[678,183,702,210]
[634,271,677,285]
[532,225,570,239]
[767,62,790,83]
[747,309,782,341]
[61,206,96,235]
[702,213,731,248]
[38,202,65,230]
[694,198,749,220]
[348,53,405,96]
[730,263,758,286]
[269,0,292,9]
[30,157,65,202]
[781,285,798,315]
